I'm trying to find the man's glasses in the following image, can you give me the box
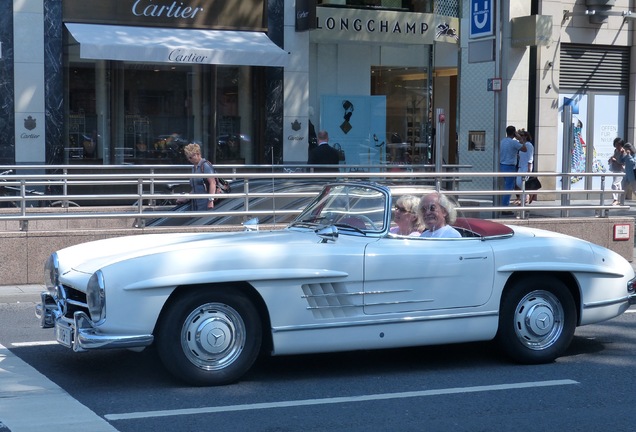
[421,204,440,212]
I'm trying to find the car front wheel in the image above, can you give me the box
[496,276,576,364]
[156,289,262,386]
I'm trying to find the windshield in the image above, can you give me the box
[291,183,388,233]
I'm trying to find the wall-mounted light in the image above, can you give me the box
[548,61,553,68]
[546,84,552,92]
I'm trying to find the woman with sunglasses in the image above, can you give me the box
[390,195,424,236]
[418,192,462,238]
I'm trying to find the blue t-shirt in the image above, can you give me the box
[500,137,522,165]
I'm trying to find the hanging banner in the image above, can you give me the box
[320,95,387,168]
[295,0,316,32]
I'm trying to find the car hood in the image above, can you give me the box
[58,229,313,275]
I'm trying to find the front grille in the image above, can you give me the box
[60,284,89,319]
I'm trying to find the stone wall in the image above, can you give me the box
[0,216,632,285]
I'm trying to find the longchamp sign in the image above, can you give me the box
[310,8,459,45]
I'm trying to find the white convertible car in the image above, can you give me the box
[37,182,636,386]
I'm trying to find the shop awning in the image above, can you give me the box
[65,23,288,67]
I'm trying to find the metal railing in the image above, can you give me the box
[0,164,629,231]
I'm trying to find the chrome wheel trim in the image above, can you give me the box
[513,290,564,351]
[180,302,246,371]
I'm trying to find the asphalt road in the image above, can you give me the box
[1,293,635,432]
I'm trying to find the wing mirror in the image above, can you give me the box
[243,217,260,231]
[316,225,338,243]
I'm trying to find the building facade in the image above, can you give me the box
[1,0,634,198]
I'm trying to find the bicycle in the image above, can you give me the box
[132,182,184,207]
[1,170,80,208]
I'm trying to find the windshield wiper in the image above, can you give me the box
[333,222,366,234]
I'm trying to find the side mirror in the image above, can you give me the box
[316,225,338,243]
[243,217,260,231]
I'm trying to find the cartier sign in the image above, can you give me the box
[63,0,266,31]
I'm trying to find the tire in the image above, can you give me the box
[155,288,262,386]
[496,276,576,364]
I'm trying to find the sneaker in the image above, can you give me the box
[612,200,620,206]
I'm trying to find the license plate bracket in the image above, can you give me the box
[55,322,72,348]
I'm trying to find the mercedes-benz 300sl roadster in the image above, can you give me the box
[36,182,636,385]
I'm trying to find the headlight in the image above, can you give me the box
[44,253,59,294]
[87,270,106,323]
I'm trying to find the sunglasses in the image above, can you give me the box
[421,204,440,212]
[394,205,408,213]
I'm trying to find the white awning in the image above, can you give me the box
[65,23,288,67]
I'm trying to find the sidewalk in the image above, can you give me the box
[0,285,44,303]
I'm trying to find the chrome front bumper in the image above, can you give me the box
[36,291,153,352]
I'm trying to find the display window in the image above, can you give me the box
[372,65,431,165]
[64,34,259,165]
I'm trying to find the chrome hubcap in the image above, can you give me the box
[513,290,564,350]
[181,303,246,370]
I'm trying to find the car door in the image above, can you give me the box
[363,236,495,314]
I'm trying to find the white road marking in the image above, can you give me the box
[11,341,58,347]
[0,343,118,432]
[105,379,578,421]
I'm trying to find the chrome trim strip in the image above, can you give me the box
[305,298,434,310]
[582,296,630,309]
[302,288,412,299]
[67,299,88,308]
[273,310,498,332]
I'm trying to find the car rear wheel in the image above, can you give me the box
[156,289,262,386]
[496,276,576,364]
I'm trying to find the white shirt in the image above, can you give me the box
[420,225,462,238]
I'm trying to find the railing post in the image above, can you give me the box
[19,179,28,230]
[561,104,573,217]
[62,168,69,208]
[149,168,155,205]
[244,178,249,212]
[598,175,608,217]
[133,178,145,228]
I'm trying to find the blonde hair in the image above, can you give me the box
[395,195,425,232]
[183,143,201,158]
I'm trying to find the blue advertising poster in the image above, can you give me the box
[320,95,387,168]
[557,94,624,191]
[470,0,494,39]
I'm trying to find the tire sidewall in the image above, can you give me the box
[497,276,576,364]
[156,288,262,386]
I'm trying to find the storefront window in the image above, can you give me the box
[371,66,432,164]
[64,34,256,165]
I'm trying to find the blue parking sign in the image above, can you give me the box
[470,0,493,39]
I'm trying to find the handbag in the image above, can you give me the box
[333,143,346,162]
[526,176,542,190]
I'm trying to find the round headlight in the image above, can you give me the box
[44,253,60,294]
[87,270,106,323]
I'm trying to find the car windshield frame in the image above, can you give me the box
[290,182,390,235]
